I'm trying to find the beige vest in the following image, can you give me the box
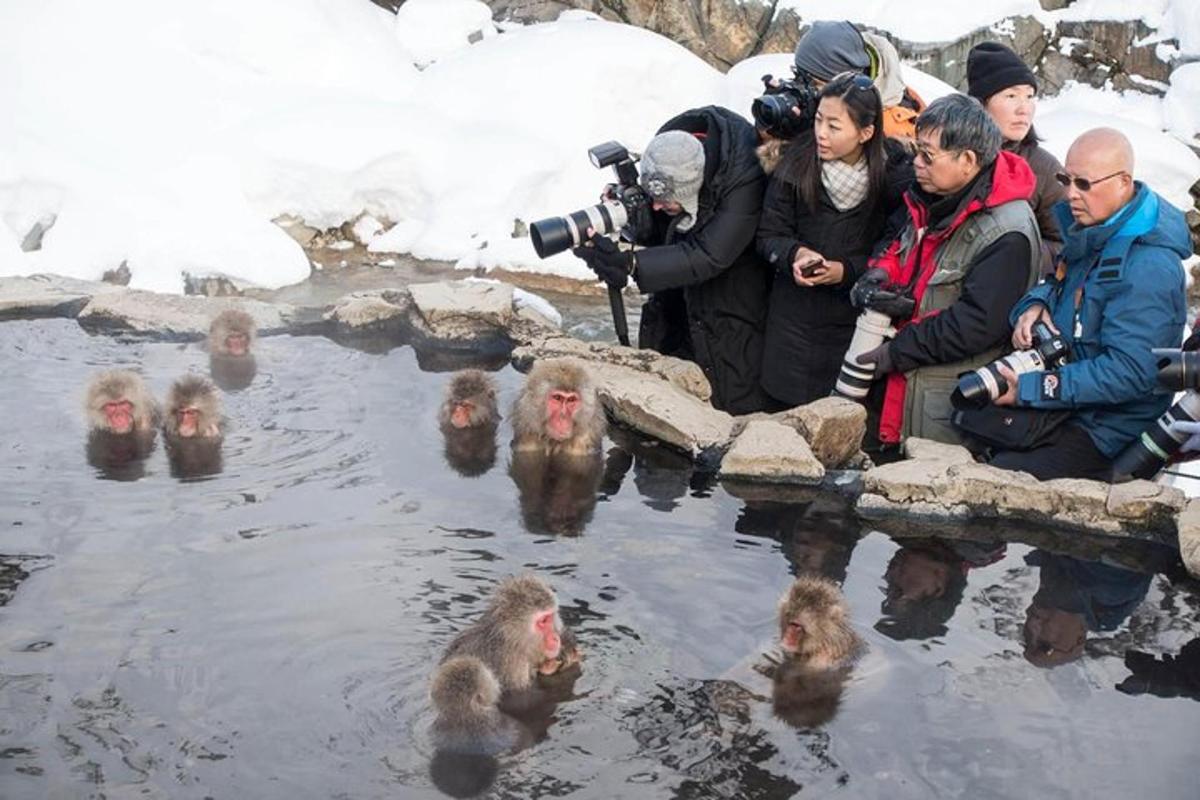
[901,198,1041,444]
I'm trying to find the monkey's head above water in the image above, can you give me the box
[85,370,159,435]
[208,309,256,357]
[512,359,605,452]
[165,374,223,439]
[777,575,862,668]
[440,369,499,431]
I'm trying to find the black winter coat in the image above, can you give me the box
[755,136,913,406]
[635,106,773,415]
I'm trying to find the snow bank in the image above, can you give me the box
[1039,83,1200,212]
[0,1,1196,293]
[776,0,1043,45]
[392,0,496,67]
[1164,63,1200,147]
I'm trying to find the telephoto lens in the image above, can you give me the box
[1150,348,1200,393]
[834,310,894,399]
[530,200,629,259]
[1110,391,1200,481]
[951,321,1069,409]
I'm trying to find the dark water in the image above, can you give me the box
[1,319,1197,800]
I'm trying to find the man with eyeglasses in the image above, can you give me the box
[979,127,1189,481]
[848,93,1042,450]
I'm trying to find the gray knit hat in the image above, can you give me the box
[639,131,705,223]
[793,20,870,82]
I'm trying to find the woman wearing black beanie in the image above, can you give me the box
[968,41,1064,274]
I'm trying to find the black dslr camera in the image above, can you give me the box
[530,141,653,259]
[951,321,1070,409]
[751,70,820,140]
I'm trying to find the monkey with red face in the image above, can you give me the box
[777,575,862,670]
[439,575,568,694]
[208,309,257,391]
[86,370,161,435]
[84,370,161,479]
[439,370,500,477]
[164,375,223,440]
[512,359,605,457]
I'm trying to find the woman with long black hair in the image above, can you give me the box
[756,72,913,407]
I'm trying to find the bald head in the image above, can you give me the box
[1062,127,1136,227]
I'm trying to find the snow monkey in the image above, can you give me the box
[777,575,863,670]
[208,309,256,357]
[511,359,605,456]
[439,370,499,431]
[438,575,569,695]
[439,370,500,477]
[85,370,160,435]
[430,656,528,756]
[164,375,223,439]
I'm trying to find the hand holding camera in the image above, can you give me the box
[1012,303,1058,349]
[572,230,633,290]
[849,267,915,319]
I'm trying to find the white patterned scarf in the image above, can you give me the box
[821,157,870,212]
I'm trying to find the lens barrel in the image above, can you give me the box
[834,310,893,399]
[1152,348,1200,393]
[530,200,629,259]
[1110,391,1200,481]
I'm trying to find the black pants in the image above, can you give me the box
[988,424,1113,482]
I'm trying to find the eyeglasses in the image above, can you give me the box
[915,147,960,166]
[1054,170,1127,192]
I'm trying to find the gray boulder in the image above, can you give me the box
[780,397,866,469]
[0,274,124,321]
[1176,498,1200,578]
[719,419,825,484]
[77,290,296,340]
[589,362,735,459]
[512,335,712,402]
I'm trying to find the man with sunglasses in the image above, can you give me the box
[981,127,1189,481]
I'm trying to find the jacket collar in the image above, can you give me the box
[1054,182,1156,265]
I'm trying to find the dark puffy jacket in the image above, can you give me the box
[635,106,773,415]
[755,136,913,406]
[1009,184,1189,457]
[1008,136,1066,274]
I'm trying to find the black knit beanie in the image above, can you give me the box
[967,42,1038,102]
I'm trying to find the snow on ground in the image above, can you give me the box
[0,0,1197,293]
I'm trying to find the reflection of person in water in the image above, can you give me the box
[1117,638,1200,701]
[599,426,693,511]
[735,499,862,585]
[876,538,1005,641]
[1022,550,1152,668]
[508,451,602,536]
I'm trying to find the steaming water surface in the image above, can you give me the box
[0,319,1197,799]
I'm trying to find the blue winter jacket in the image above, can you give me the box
[1008,183,1189,458]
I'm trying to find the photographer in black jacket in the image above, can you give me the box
[572,106,773,415]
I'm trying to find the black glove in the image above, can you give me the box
[849,268,889,310]
[1184,322,1200,351]
[850,267,915,319]
[572,235,632,290]
[855,342,893,379]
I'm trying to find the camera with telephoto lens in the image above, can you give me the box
[530,141,652,259]
[950,321,1070,410]
[1110,349,1200,481]
[834,310,895,399]
[751,71,819,140]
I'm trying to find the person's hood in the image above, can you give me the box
[1054,182,1193,264]
[861,31,906,107]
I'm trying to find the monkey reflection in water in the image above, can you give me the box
[208,309,257,392]
[163,375,225,479]
[508,359,606,535]
[429,575,582,797]
[84,369,161,480]
[438,370,500,477]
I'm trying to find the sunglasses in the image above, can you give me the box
[1054,170,1126,192]
[915,147,960,166]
